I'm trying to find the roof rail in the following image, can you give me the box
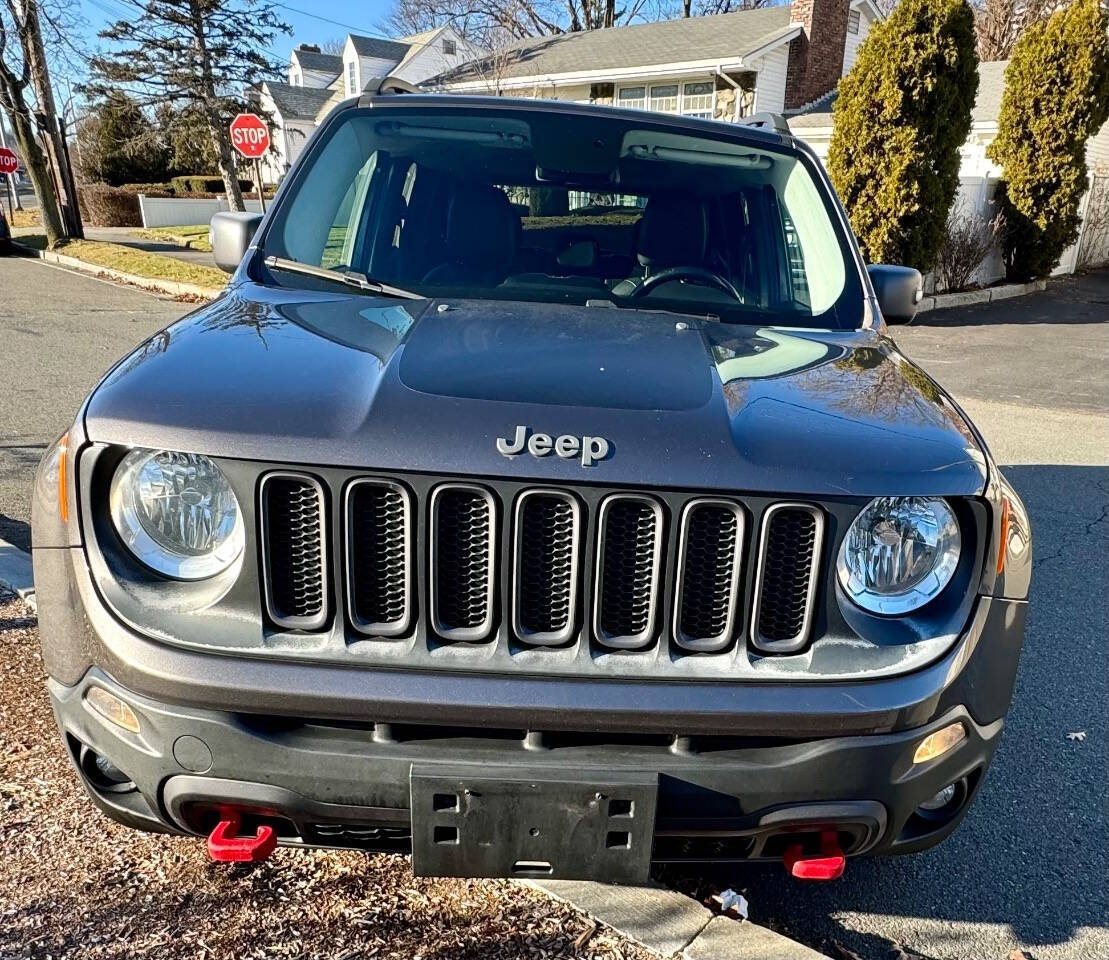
[738,112,792,135]
[368,75,421,97]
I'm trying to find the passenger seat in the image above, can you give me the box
[422,185,520,286]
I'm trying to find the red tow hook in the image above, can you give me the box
[206,810,277,863]
[783,830,846,880]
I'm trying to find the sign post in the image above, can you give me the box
[0,146,19,219]
[229,113,271,213]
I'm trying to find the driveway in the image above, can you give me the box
[1,255,1106,959]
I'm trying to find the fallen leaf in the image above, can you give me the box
[1009,950,1038,960]
[573,919,597,950]
[1066,731,1086,741]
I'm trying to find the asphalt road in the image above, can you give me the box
[0,255,1106,958]
[0,255,184,549]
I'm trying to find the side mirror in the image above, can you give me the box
[210,211,263,274]
[867,264,924,324]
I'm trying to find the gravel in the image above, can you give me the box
[0,592,657,960]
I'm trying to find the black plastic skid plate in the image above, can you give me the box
[410,764,658,883]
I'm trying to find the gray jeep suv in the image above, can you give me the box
[33,93,1031,883]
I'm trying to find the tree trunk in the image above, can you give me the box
[682,0,692,17]
[8,101,64,247]
[209,119,245,211]
[189,0,244,211]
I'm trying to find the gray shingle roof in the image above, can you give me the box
[433,8,795,85]
[292,47,343,75]
[349,34,413,62]
[265,82,335,121]
[787,60,1011,132]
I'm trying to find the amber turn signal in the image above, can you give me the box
[996,497,1011,575]
[85,687,141,734]
[912,722,966,764]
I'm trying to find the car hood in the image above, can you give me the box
[85,285,988,497]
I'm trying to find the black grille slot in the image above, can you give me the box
[431,485,496,641]
[346,480,411,636]
[595,496,662,649]
[752,505,823,652]
[261,474,327,630]
[514,492,579,645]
[675,501,743,652]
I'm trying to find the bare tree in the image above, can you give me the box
[692,0,776,15]
[85,0,290,211]
[319,36,346,55]
[934,205,1002,292]
[0,0,66,245]
[973,0,1064,61]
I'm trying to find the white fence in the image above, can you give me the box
[138,195,265,228]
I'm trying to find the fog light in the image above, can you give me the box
[93,752,131,784]
[919,782,957,811]
[85,687,141,734]
[912,722,966,764]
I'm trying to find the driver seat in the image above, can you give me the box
[612,196,709,297]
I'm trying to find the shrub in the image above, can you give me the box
[78,184,144,227]
[934,204,1002,292]
[987,0,1109,280]
[828,0,979,272]
[119,181,175,194]
[170,175,254,195]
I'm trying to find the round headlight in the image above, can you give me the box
[110,449,244,580]
[837,496,960,615]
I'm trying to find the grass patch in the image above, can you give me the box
[8,207,42,228]
[53,238,226,289]
[134,224,213,252]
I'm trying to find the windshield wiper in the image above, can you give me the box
[264,256,424,300]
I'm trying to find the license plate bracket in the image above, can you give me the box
[410,765,658,883]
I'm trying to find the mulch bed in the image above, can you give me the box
[0,592,656,960]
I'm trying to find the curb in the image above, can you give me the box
[527,879,824,959]
[916,279,1046,314]
[0,536,35,612]
[12,241,223,301]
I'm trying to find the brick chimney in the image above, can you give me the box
[784,0,852,111]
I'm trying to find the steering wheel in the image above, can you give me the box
[629,266,744,302]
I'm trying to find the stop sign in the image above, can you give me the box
[0,147,18,176]
[229,114,270,160]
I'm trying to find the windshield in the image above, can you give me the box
[262,103,864,328]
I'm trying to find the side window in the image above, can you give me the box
[320,151,378,269]
[780,211,812,309]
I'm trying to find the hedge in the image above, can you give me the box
[78,184,146,228]
[169,175,254,195]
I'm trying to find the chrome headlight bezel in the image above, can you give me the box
[109,448,244,580]
[836,496,961,616]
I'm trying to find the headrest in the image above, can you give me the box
[445,184,519,269]
[637,195,708,269]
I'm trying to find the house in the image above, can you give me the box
[429,1,883,121]
[788,60,1109,277]
[256,28,484,182]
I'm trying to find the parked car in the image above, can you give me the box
[0,205,11,255]
[33,93,1031,883]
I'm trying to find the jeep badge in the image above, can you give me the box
[496,425,610,467]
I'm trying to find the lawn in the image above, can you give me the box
[19,235,227,290]
[135,224,213,253]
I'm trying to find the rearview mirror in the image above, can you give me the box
[210,211,263,274]
[867,264,924,324]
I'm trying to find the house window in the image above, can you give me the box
[649,83,679,114]
[618,86,646,110]
[848,10,861,34]
[621,84,647,109]
[443,38,457,55]
[290,68,300,86]
[681,81,714,119]
[347,60,357,96]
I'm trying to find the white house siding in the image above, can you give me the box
[357,56,399,91]
[393,31,485,86]
[842,10,873,76]
[750,46,789,114]
[299,68,338,89]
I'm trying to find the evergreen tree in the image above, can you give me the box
[86,0,289,210]
[988,0,1109,279]
[76,93,171,185]
[828,0,979,271]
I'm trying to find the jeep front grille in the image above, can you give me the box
[750,504,825,653]
[674,500,745,652]
[260,473,328,630]
[513,490,580,645]
[429,484,497,642]
[345,479,411,637]
[594,495,663,649]
[257,472,830,665]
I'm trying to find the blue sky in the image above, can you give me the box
[73,0,397,82]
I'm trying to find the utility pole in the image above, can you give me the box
[0,111,21,211]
